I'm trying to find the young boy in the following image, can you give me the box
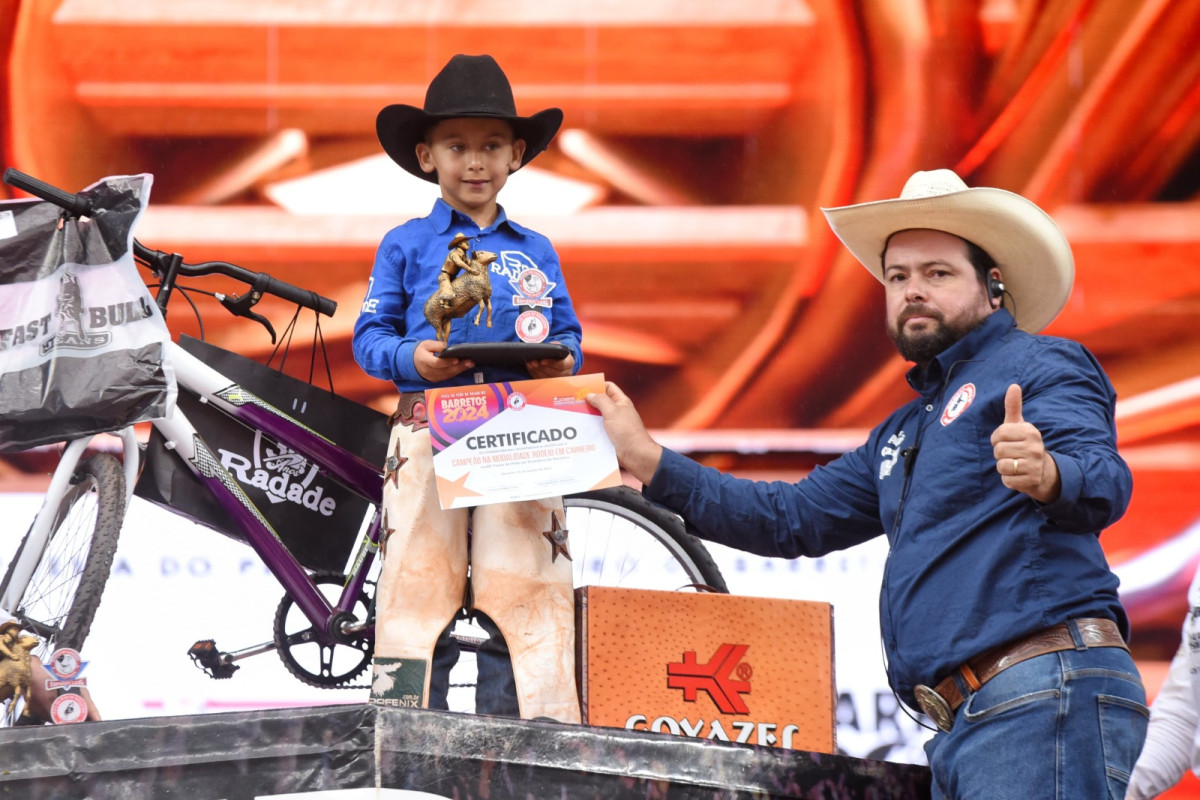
[353,54,583,722]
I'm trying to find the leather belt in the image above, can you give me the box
[913,617,1127,733]
[390,391,428,430]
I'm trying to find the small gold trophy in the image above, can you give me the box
[0,621,40,721]
[423,234,496,343]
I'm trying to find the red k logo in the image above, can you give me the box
[666,643,751,714]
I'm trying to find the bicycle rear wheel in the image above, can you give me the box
[0,453,125,662]
[564,486,726,593]
[445,485,726,710]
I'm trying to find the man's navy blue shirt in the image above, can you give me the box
[646,309,1132,706]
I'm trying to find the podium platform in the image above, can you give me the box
[0,704,930,799]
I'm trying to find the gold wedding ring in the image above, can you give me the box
[1012,458,1020,475]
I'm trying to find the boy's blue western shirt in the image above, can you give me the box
[353,199,583,391]
[644,308,1132,707]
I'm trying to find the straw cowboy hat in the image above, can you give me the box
[376,54,563,184]
[822,169,1074,333]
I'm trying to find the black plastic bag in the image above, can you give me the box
[134,335,390,573]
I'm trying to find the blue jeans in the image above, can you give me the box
[923,643,1148,799]
[427,612,519,717]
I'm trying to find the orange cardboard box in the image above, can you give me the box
[576,586,836,753]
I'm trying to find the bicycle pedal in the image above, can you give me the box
[187,639,239,680]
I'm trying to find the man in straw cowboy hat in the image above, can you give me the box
[354,54,583,722]
[587,169,1146,797]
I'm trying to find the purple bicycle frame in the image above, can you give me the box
[178,393,385,645]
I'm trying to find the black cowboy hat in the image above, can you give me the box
[376,54,563,184]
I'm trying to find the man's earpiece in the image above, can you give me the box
[988,277,1005,307]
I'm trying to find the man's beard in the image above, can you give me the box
[889,306,982,364]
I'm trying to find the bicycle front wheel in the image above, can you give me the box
[563,485,727,593]
[0,453,125,662]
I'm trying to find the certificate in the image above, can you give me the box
[427,374,621,509]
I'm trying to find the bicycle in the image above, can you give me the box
[0,169,726,724]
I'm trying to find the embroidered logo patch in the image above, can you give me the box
[878,431,906,480]
[370,657,426,709]
[496,250,539,281]
[515,310,549,342]
[510,267,555,309]
[941,383,976,426]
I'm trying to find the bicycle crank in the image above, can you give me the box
[273,572,373,688]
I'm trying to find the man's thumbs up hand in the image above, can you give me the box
[991,384,1061,503]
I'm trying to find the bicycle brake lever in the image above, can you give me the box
[245,310,277,343]
[216,288,277,343]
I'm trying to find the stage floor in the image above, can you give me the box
[0,703,931,798]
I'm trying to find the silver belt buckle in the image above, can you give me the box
[914,684,954,732]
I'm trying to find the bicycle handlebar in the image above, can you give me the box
[149,247,338,318]
[3,167,337,319]
[3,167,97,217]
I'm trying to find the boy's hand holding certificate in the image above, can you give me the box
[426,374,621,509]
